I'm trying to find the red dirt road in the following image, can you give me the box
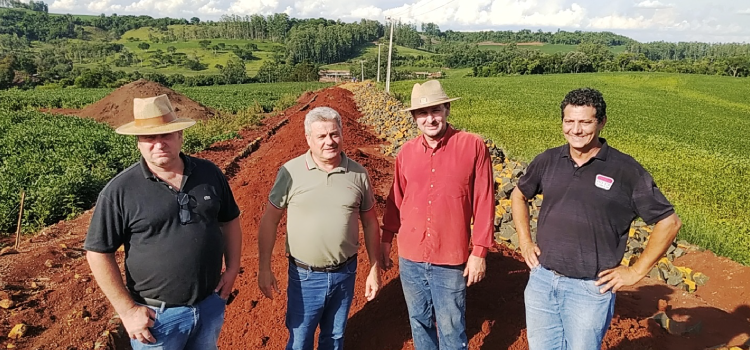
[1,86,749,350]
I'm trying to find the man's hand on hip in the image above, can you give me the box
[595,265,644,293]
[464,255,486,287]
[215,267,239,300]
[121,304,157,344]
[258,268,280,299]
[364,263,381,301]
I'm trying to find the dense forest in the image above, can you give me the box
[1,2,749,89]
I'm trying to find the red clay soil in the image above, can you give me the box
[2,86,749,350]
[44,79,217,128]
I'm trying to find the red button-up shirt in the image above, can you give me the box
[382,125,495,265]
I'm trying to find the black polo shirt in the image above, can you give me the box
[517,139,674,279]
[85,154,240,305]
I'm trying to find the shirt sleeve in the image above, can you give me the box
[217,166,241,223]
[84,194,125,253]
[268,166,293,209]
[632,171,675,225]
[360,171,376,212]
[516,153,546,199]
[470,139,495,258]
[381,153,406,243]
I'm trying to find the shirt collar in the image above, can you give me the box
[140,152,193,179]
[560,138,609,161]
[305,150,349,173]
[420,124,456,152]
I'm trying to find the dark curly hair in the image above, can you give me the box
[560,88,606,123]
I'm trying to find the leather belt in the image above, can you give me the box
[138,297,185,309]
[289,254,357,272]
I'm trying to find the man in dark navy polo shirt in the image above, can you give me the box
[511,88,682,350]
[84,94,242,350]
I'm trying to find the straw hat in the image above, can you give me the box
[115,94,196,135]
[401,80,461,112]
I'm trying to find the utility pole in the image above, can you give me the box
[377,43,382,82]
[385,17,395,92]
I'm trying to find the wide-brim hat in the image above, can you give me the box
[115,94,196,135]
[401,80,461,112]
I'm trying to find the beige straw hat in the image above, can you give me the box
[401,80,461,112]
[115,94,196,135]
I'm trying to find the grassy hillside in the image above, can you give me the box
[116,26,284,76]
[392,73,750,264]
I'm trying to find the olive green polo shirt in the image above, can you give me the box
[269,151,375,267]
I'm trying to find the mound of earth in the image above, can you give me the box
[70,79,216,128]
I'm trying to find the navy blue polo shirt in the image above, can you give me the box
[517,139,674,279]
[85,154,240,305]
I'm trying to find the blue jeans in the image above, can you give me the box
[130,292,226,350]
[399,257,468,350]
[285,258,357,350]
[525,265,616,350]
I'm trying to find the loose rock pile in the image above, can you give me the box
[342,81,706,292]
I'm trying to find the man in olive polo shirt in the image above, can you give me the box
[511,88,682,350]
[258,106,381,350]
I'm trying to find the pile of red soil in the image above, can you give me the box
[47,79,217,128]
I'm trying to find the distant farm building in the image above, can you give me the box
[319,70,352,82]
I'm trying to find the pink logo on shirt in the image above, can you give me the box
[595,174,614,190]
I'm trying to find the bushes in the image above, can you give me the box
[0,109,139,233]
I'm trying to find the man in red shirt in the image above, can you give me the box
[381,80,495,350]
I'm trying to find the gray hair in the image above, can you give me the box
[304,107,343,135]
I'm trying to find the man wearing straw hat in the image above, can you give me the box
[85,94,242,350]
[381,80,495,350]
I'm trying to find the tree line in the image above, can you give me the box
[464,43,750,77]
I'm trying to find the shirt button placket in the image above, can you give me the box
[427,150,435,237]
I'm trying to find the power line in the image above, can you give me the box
[410,0,458,18]
[388,0,433,20]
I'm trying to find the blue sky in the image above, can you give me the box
[47,0,750,43]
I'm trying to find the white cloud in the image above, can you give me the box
[588,14,650,29]
[350,5,383,19]
[737,8,750,15]
[88,0,115,12]
[123,0,186,13]
[49,0,77,11]
[634,0,673,9]
[227,0,278,15]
